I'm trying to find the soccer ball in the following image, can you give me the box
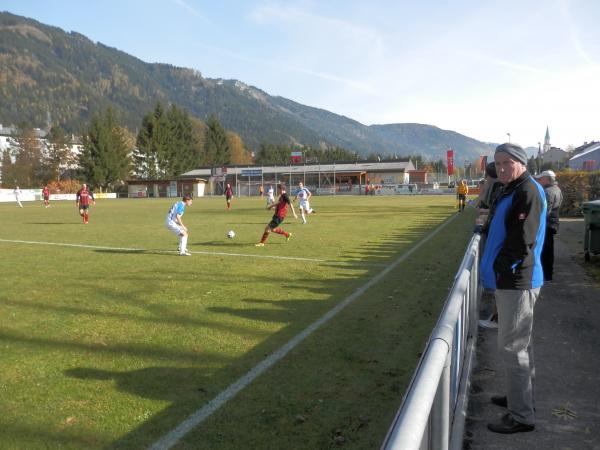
[227,230,236,239]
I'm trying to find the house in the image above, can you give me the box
[0,124,84,181]
[542,146,569,165]
[126,178,207,198]
[569,142,600,171]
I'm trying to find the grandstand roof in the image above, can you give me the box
[179,160,415,178]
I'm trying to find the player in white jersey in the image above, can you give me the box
[14,186,23,208]
[294,182,314,224]
[165,195,193,256]
[266,185,275,206]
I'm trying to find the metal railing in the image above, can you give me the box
[381,233,481,450]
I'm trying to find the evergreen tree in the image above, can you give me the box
[527,156,538,175]
[134,102,169,179]
[203,115,230,166]
[45,126,73,182]
[135,103,202,178]
[165,104,195,176]
[80,107,132,190]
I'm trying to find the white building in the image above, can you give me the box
[0,124,83,181]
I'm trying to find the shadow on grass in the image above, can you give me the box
[18,204,469,448]
[91,208,471,448]
[25,222,81,225]
[92,249,179,256]
[194,241,251,247]
[0,330,228,365]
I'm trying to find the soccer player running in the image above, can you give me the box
[14,186,23,208]
[42,185,50,208]
[255,184,297,247]
[294,181,315,224]
[225,183,234,210]
[266,184,275,206]
[166,195,193,256]
[76,183,95,224]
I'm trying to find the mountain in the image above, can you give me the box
[0,11,494,160]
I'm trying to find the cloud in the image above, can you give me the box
[246,3,381,93]
[466,53,551,75]
[169,0,202,18]
[556,0,597,65]
[249,3,383,51]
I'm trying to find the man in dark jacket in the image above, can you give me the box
[535,170,563,281]
[480,143,547,434]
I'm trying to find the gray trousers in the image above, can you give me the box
[496,288,540,425]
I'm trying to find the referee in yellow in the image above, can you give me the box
[457,179,469,212]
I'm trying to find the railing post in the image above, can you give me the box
[431,353,450,450]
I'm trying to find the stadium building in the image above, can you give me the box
[126,160,417,197]
[178,160,417,196]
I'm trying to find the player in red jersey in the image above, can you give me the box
[225,183,234,210]
[76,183,96,224]
[42,185,50,208]
[255,184,297,247]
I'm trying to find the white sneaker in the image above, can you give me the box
[179,250,192,256]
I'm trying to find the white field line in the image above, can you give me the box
[148,213,459,450]
[0,239,325,263]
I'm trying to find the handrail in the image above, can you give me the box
[381,233,481,450]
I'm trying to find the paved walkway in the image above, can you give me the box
[464,218,600,450]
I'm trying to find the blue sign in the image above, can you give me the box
[241,169,263,177]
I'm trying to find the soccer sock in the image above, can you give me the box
[260,232,269,243]
[301,210,306,223]
[180,235,188,252]
[84,212,89,222]
[273,228,289,237]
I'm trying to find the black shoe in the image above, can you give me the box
[491,395,507,408]
[487,413,535,434]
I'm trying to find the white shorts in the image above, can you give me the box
[299,200,311,211]
[267,196,275,205]
[166,219,184,236]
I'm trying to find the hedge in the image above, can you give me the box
[556,171,600,216]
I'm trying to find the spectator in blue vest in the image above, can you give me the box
[480,143,547,434]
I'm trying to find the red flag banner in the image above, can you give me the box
[291,151,302,164]
[479,155,487,172]
[447,150,454,176]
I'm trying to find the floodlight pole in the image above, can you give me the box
[333,163,336,195]
[318,161,321,191]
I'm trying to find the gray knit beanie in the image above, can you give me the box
[495,143,528,165]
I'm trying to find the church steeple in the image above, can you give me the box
[543,126,551,152]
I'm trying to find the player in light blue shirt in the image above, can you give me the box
[165,195,193,256]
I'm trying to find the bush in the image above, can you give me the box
[556,171,600,216]
[47,180,81,194]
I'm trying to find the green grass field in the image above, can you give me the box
[0,195,475,449]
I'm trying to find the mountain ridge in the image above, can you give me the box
[0,11,496,160]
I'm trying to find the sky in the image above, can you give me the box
[2,0,599,149]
